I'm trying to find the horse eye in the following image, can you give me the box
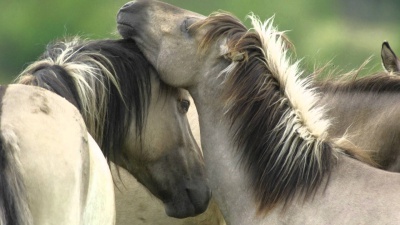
[179,99,190,113]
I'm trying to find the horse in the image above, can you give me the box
[16,37,211,219]
[0,84,115,225]
[117,1,400,224]
[112,99,226,225]
[314,41,400,172]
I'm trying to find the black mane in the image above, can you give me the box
[18,38,152,160]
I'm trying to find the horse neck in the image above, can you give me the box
[189,63,356,223]
[318,90,400,137]
[191,82,299,224]
[190,62,329,221]
[319,89,400,118]
[318,90,400,170]
[191,91,261,224]
[193,91,328,224]
[190,97,400,224]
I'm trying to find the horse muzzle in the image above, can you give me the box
[164,182,212,218]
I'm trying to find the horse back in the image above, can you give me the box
[0,84,114,224]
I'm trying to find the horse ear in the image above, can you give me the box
[381,41,400,73]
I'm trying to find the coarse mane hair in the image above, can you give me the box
[189,13,350,213]
[317,71,400,94]
[16,37,154,160]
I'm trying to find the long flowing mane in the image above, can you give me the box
[190,13,349,213]
[16,37,152,160]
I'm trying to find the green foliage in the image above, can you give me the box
[0,0,126,82]
[0,0,399,83]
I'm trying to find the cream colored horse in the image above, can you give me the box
[117,1,400,224]
[0,84,114,225]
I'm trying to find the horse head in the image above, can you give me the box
[17,38,211,218]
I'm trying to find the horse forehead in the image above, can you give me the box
[120,0,205,27]
[151,0,205,19]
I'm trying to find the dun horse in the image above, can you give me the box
[315,41,400,171]
[117,1,400,224]
[0,84,115,224]
[112,100,226,225]
[16,38,211,219]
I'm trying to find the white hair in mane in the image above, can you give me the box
[18,37,124,144]
[249,14,331,142]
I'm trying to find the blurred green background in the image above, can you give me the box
[0,0,399,83]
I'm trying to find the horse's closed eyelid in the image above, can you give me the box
[180,18,190,33]
[181,17,198,36]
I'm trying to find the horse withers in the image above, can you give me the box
[0,84,114,225]
[117,1,400,224]
[16,37,211,219]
